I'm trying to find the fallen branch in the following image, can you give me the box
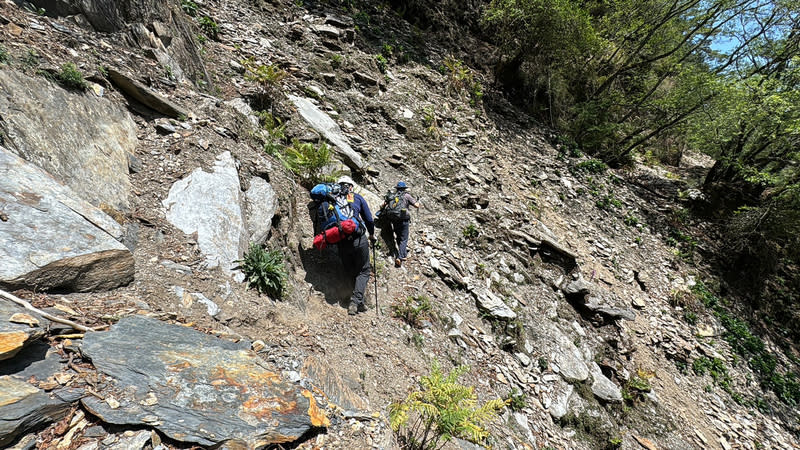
[0,288,96,332]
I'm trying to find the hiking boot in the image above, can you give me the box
[348,302,358,315]
[395,258,402,267]
[357,303,368,313]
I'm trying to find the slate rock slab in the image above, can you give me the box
[0,147,134,292]
[0,68,136,211]
[0,376,72,447]
[107,68,188,119]
[0,301,45,361]
[81,316,328,447]
[162,152,248,282]
[287,95,365,172]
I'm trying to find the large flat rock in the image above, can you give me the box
[81,316,328,447]
[162,152,248,281]
[0,68,136,211]
[0,147,134,292]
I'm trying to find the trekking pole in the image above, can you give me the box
[372,238,379,316]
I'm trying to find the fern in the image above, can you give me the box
[389,361,507,449]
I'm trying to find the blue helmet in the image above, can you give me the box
[396,181,408,189]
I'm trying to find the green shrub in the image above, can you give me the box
[389,361,507,449]
[236,244,287,298]
[198,15,219,39]
[281,140,333,187]
[442,56,483,106]
[596,194,621,210]
[0,45,8,64]
[504,387,526,411]
[57,63,87,91]
[391,295,432,328]
[572,158,608,175]
[375,54,388,73]
[181,0,199,16]
[462,224,479,241]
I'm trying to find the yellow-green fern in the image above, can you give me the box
[389,361,507,449]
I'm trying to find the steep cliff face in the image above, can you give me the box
[0,0,797,449]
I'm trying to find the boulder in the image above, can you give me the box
[81,316,328,447]
[0,376,72,447]
[244,177,278,245]
[287,95,365,172]
[589,362,623,403]
[0,302,45,362]
[0,147,134,292]
[471,286,516,320]
[162,152,248,281]
[0,68,136,211]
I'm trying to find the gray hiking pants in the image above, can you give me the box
[338,234,371,306]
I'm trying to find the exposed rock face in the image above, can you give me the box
[0,302,45,362]
[162,151,248,281]
[26,0,209,85]
[0,147,134,292]
[0,376,72,447]
[81,316,329,447]
[0,69,137,211]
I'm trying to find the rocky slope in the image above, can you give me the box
[0,0,798,449]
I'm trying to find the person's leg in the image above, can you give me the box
[397,220,411,260]
[350,235,371,310]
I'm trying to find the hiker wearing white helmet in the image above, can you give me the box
[379,181,422,268]
[330,175,376,315]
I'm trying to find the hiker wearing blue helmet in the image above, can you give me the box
[379,181,423,267]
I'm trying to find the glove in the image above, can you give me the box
[369,234,377,244]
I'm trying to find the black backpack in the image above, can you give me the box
[383,189,410,222]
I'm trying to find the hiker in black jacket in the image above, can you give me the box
[381,181,422,268]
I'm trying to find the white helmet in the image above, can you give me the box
[337,175,355,186]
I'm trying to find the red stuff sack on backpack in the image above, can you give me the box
[340,219,357,235]
[313,226,345,250]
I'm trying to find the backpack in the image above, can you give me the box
[310,183,362,250]
[382,190,410,222]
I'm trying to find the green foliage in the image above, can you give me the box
[198,15,219,39]
[236,244,287,298]
[692,281,800,405]
[375,54,388,73]
[571,159,608,175]
[242,57,288,88]
[504,388,526,411]
[22,49,40,70]
[391,295,433,328]
[329,53,343,68]
[462,224,479,241]
[623,214,640,227]
[442,56,483,106]
[181,0,198,16]
[389,361,507,449]
[0,45,8,64]
[57,63,87,91]
[281,140,333,187]
[596,194,621,211]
